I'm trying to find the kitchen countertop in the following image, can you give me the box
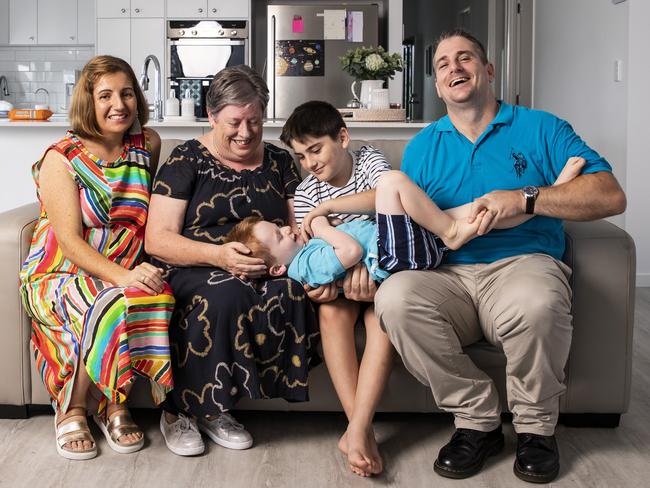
[0,118,431,129]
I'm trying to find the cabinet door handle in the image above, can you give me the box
[70,36,75,40]
[121,8,126,14]
[212,8,217,13]
[29,36,34,41]
[135,8,140,13]
[198,8,203,13]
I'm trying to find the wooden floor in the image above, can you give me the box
[1,288,649,488]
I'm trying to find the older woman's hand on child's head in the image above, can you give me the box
[217,241,267,280]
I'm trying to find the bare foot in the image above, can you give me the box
[555,157,585,185]
[338,430,348,455]
[105,403,143,446]
[441,210,487,250]
[346,426,383,477]
[57,406,95,452]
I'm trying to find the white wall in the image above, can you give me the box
[531,0,650,285]
[626,0,650,286]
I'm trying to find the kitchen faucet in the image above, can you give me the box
[0,75,9,98]
[140,55,163,122]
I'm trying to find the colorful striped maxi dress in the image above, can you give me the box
[19,130,174,415]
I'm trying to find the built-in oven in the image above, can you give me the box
[167,20,248,119]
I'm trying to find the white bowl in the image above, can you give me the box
[0,100,13,111]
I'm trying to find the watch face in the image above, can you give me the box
[523,186,539,198]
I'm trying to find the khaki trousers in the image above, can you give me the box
[375,253,572,436]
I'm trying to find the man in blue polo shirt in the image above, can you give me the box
[375,29,626,483]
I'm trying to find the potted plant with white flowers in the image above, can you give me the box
[340,46,403,108]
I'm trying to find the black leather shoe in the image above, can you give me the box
[514,433,560,483]
[434,426,504,479]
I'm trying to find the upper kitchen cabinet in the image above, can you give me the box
[167,0,248,19]
[97,0,164,18]
[208,0,248,18]
[38,0,77,44]
[6,0,93,45]
[0,0,9,45]
[9,0,37,44]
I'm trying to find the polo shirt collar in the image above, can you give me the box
[434,100,514,133]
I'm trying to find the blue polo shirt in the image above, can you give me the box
[402,102,612,264]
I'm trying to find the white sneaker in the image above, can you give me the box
[159,412,205,456]
[197,412,253,450]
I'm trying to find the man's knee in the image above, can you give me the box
[375,272,420,334]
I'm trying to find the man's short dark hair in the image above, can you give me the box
[433,29,489,67]
[280,100,346,148]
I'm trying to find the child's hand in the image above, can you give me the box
[301,205,332,241]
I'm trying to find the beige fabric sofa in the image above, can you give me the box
[0,139,636,427]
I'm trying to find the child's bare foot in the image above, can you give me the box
[555,157,585,185]
[441,210,487,250]
[346,425,383,477]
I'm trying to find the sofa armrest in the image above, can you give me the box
[562,219,636,413]
[0,203,39,407]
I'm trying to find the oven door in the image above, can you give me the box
[169,39,247,79]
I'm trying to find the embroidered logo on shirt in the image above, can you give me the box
[511,149,528,178]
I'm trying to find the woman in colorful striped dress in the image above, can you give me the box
[19,55,174,460]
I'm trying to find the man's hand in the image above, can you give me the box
[342,263,377,302]
[304,282,339,303]
[469,189,525,235]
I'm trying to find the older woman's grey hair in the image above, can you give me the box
[206,65,269,117]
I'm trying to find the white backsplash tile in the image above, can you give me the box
[0,45,93,111]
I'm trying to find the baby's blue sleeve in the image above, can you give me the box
[288,240,346,288]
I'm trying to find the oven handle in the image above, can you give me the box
[169,39,246,46]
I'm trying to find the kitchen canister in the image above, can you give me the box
[368,88,390,110]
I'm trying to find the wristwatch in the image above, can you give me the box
[522,185,539,215]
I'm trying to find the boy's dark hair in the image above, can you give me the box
[432,29,489,67]
[224,216,274,267]
[280,100,347,148]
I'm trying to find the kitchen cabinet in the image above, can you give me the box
[8,0,92,45]
[96,0,130,18]
[9,0,37,44]
[132,0,164,18]
[97,18,130,62]
[77,0,95,44]
[0,0,9,45]
[167,0,248,19]
[38,0,77,45]
[208,0,248,19]
[97,0,164,18]
[96,17,165,106]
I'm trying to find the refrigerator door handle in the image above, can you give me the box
[268,15,276,119]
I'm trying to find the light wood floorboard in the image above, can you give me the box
[1,288,649,488]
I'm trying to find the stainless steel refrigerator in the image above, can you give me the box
[267,3,379,119]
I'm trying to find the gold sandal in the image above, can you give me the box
[55,411,97,460]
[93,409,144,454]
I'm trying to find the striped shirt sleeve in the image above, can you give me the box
[356,145,392,187]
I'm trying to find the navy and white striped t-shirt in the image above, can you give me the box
[293,145,391,227]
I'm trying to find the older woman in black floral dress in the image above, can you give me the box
[145,65,319,456]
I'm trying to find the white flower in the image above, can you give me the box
[364,53,384,72]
